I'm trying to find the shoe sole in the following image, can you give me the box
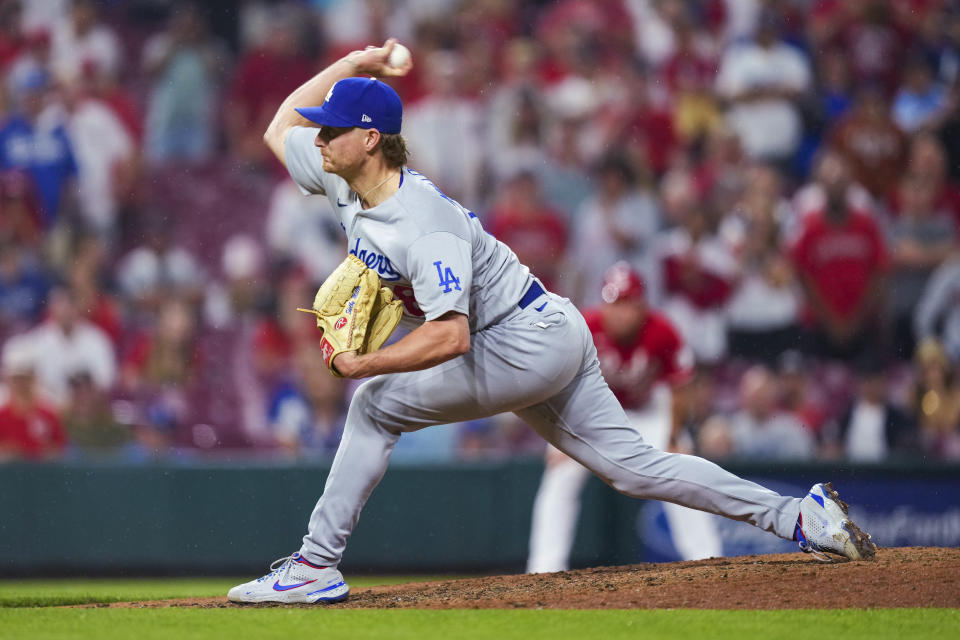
[228,586,350,605]
[228,593,350,605]
[307,583,350,604]
[822,482,878,561]
[309,591,349,604]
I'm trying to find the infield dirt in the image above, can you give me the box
[81,547,959,610]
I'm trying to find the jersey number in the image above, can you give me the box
[434,261,462,293]
[392,285,424,317]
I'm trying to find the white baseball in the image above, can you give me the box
[387,43,411,69]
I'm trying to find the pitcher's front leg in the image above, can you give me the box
[299,378,402,566]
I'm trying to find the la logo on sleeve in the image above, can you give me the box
[434,261,462,293]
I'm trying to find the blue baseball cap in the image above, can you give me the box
[11,67,49,95]
[296,77,402,134]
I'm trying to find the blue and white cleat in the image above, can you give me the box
[228,552,350,604]
[796,482,877,562]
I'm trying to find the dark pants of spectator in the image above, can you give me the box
[800,323,881,363]
[728,325,803,366]
[890,313,917,361]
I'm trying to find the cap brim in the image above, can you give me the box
[295,106,356,128]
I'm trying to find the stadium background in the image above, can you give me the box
[1,0,960,575]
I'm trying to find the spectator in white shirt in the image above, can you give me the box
[727,365,816,460]
[821,355,918,462]
[142,3,228,164]
[116,215,205,317]
[569,152,662,308]
[724,164,801,364]
[715,9,812,166]
[915,255,960,362]
[20,0,69,36]
[402,50,483,206]
[265,178,343,282]
[59,65,136,239]
[50,0,121,84]
[9,285,116,408]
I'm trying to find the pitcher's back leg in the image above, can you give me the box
[516,359,801,540]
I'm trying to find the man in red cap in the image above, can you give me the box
[0,337,65,461]
[527,261,721,572]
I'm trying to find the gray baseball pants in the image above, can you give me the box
[299,293,801,565]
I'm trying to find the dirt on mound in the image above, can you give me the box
[86,547,959,610]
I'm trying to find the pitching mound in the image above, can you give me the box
[89,547,959,610]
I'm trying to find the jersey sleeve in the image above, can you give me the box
[406,231,473,321]
[284,126,339,196]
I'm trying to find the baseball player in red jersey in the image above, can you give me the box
[528,262,721,572]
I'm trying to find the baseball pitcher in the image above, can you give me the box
[228,40,875,604]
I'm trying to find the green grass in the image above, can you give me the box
[0,576,440,608]
[0,579,956,640]
[0,608,955,640]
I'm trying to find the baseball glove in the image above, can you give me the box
[297,255,403,376]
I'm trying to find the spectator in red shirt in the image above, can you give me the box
[809,0,906,96]
[0,169,43,250]
[487,170,567,292]
[252,267,321,384]
[0,337,65,461]
[790,152,888,360]
[68,233,123,347]
[661,187,738,364]
[828,86,908,200]
[613,65,678,177]
[535,0,633,85]
[224,14,314,167]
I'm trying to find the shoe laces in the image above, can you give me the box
[255,554,297,583]
[797,514,840,562]
[799,544,835,563]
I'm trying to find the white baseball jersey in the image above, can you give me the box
[285,126,537,333]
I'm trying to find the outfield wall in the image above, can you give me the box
[1,461,958,575]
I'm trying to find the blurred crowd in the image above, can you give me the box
[2,0,960,464]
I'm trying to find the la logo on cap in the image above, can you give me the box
[324,86,334,102]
